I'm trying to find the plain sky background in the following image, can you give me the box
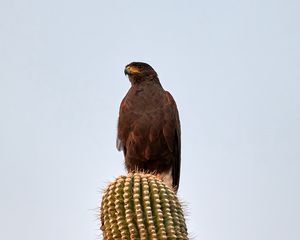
[0,0,299,239]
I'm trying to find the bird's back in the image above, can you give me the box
[117,82,175,173]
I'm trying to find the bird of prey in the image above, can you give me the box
[117,62,181,192]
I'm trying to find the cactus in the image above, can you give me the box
[100,172,188,240]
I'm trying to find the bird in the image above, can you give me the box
[116,62,181,192]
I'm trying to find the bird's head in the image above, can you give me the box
[124,62,158,84]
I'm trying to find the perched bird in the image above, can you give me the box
[117,62,181,192]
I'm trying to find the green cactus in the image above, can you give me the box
[100,173,188,240]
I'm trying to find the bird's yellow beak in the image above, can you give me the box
[124,65,140,75]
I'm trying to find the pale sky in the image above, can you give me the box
[0,0,299,239]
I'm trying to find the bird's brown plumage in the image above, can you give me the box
[117,62,181,192]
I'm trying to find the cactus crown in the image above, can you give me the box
[101,172,188,240]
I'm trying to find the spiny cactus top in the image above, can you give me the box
[100,173,188,240]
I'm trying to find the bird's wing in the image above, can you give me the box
[163,91,181,191]
[116,96,128,153]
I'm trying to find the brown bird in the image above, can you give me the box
[117,62,181,192]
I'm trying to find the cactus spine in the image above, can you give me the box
[101,173,188,239]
